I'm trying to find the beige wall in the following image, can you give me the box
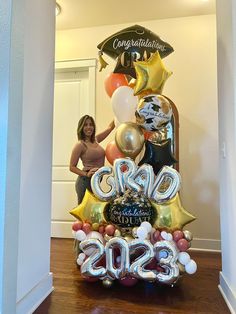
[55,14,219,250]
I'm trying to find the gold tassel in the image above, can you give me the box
[98,51,108,72]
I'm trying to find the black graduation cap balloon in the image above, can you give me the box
[97,25,174,77]
[138,139,177,175]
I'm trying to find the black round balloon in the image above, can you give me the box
[97,24,174,78]
[105,190,156,228]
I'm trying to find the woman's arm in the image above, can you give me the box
[69,142,87,176]
[96,120,115,143]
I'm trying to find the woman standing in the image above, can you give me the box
[70,115,115,204]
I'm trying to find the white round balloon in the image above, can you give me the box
[178,252,191,266]
[112,86,138,123]
[75,230,86,241]
[140,221,152,233]
[185,259,197,274]
[137,226,148,240]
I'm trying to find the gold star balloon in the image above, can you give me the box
[69,190,108,224]
[133,51,172,96]
[151,193,196,232]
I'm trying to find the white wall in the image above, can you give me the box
[55,15,219,250]
[0,0,55,313]
[16,0,55,312]
[217,0,236,312]
[0,1,24,312]
[16,1,55,312]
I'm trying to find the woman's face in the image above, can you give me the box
[83,118,94,139]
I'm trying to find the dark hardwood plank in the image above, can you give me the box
[34,238,229,314]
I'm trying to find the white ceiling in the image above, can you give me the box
[56,0,216,31]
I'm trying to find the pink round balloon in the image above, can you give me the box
[119,276,138,287]
[152,230,160,243]
[105,141,125,165]
[105,224,115,236]
[72,220,83,231]
[82,222,92,234]
[177,238,190,252]
[173,230,184,242]
[98,225,105,234]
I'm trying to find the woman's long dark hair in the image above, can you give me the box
[77,115,96,142]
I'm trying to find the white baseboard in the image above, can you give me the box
[219,272,236,314]
[51,221,74,238]
[190,237,221,251]
[16,272,53,314]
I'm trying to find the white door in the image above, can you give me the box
[51,59,96,238]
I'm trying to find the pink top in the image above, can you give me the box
[79,141,105,171]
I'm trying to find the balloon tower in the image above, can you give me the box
[69,25,197,288]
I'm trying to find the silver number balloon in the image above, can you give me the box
[154,240,179,285]
[151,166,181,203]
[91,166,116,201]
[105,237,130,279]
[129,239,156,281]
[79,239,106,278]
[132,164,154,197]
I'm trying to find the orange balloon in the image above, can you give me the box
[105,140,125,165]
[104,73,128,97]
[143,130,153,140]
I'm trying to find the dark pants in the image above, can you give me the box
[75,176,92,204]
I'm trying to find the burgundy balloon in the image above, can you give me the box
[72,220,83,231]
[173,230,184,242]
[82,222,92,234]
[105,224,115,236]
[177,238,190,252]
[119,276,138,287]
[98,225,105,234]
[152,230,160,243]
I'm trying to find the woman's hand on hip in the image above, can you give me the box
[87,168,99,177]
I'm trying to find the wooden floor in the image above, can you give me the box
[34,238,229,314]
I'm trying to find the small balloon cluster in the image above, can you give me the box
[69,25,197,288]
